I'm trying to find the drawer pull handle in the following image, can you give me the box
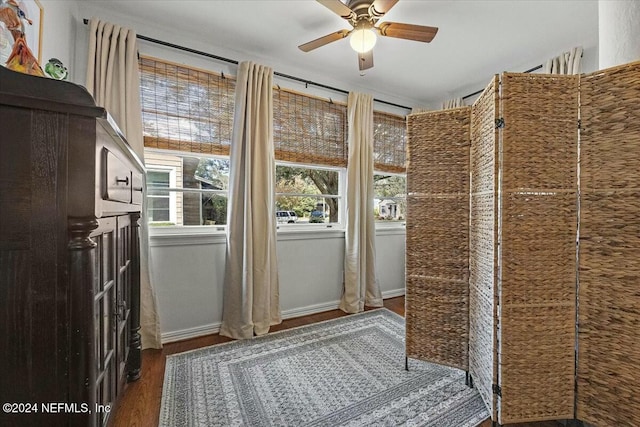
[116,176,129,185]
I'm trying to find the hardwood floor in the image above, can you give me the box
[111,297,561,427]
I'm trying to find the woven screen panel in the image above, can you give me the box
[497,73,578,424]
[405,195,469,281]
[273,88,347,167]
[405,276,469,369]
[405,107,470,371]
[577,61,640,427]
[469,76,498,419]
[499,305,576,423]
[139,56,235,155]
[407,108,471,195]
[501,192,577,305]
[500,74,578,191]
[373,111,406,173]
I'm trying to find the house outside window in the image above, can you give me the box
[147,167,177,224]
[374,174,406,223]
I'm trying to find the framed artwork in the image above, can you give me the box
[0,0,43,65]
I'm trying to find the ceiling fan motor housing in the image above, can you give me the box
[347,0,381,24]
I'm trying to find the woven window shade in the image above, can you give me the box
[139,56,235,155]
[273,88,347,167]
[374,111,406,173]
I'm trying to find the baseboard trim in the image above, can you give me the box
[281,299,341,319]
[382,288,405,299]
[161,322,222,344]
[161,289,405,344]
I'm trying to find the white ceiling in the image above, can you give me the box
[83,0,599,109]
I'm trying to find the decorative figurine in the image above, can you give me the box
[45,58,68,80]
[0,0,30,43]
[0,0,44,76]
[5,35,43,76]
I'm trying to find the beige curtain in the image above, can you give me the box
[219,61,281,339]
[544,46,583,74]
[442,98,464,109]
[86,18,163,349]
[340,92,383,313]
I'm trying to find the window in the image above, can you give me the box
[147,169,175,224]
[373,111,406,224]
[140,56,233,228]
[374,174,406,223]
[273,87,347,227]
[145,151,229,227]
[275,165,342,226]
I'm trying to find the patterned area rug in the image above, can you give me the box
[160,309,488,427]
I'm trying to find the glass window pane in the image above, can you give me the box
[276,166,339,196]
[275,165,341,225]
[276,196,339,224]
[148,197,170,222]
[145,149,230,227]
[374,174,406,222]
[148,171,170,188]
[200,194,228,226]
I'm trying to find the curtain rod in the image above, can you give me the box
[83,19,411,111]
[461,63,546,100]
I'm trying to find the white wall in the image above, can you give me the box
[38,1,80,82]
[151,230,405,343]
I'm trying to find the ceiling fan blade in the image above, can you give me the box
[358,50,374,71]
[378,22,439,43]
[370,0,399,17]
[298,30,350,52]
[317,0,356,19]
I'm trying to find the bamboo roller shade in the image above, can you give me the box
[139,56,406,172]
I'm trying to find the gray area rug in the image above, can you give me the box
[160,309,488,427]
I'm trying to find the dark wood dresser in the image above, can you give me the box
[0,66,143,426]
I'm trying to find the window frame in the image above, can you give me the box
[145,148,230,230]
[146,166,177,225]
[373,171,407,229]
[274,160,346,231]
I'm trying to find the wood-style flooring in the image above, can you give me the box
[111,297,561,427]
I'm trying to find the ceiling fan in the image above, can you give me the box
[298,0,438,71]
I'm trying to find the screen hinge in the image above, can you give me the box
[492,384,502,397]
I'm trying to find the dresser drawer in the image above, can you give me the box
[131,172,143,205]
[103,148,132,203]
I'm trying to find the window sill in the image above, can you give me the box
[148,223,405,247]
[149,226,226,247]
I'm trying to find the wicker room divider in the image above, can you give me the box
[469,76,499,421]
[577,62,640,426]
[406,61,640,426]
[496,73,579,424]
[405,107,471,371]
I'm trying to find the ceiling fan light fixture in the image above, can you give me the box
[349,27,377,53]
